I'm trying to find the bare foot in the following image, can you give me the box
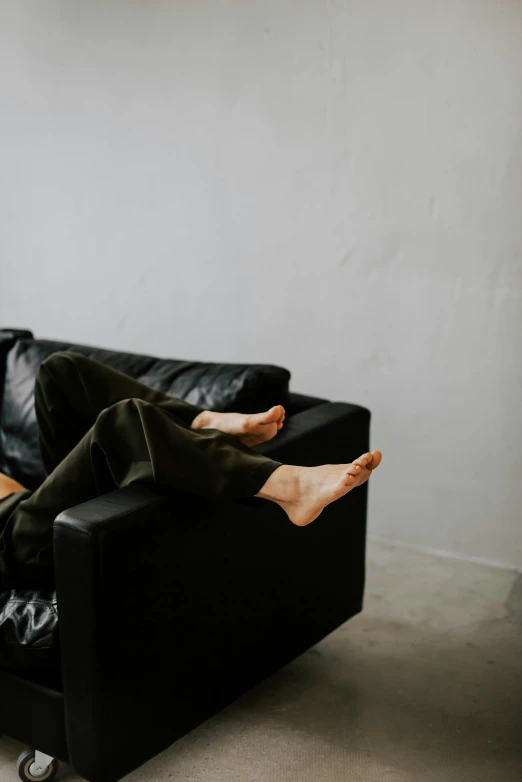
[191,405,286,446]
[256,450,382,526]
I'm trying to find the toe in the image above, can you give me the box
[368,450,383,470]
[245,408,277,430]
[245,405,286,434]
[263,406,284,423]
[353,452,372,469]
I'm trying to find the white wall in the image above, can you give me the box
[1,1,521,568]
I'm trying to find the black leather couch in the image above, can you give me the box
[0,328,371,782]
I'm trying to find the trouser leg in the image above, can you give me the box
[2,353,283,587]
[35,350,207,474]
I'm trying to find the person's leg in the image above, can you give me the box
[35,351,208,475]
[36,350,287,468]
[3,396,283,587]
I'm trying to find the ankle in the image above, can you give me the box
[255,465,299,503]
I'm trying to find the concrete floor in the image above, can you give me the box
[1,539,521,782]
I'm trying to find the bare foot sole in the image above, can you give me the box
[256,450,382,526]
[191,405,286,446]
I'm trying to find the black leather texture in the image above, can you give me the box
[0,329,291,490]
[0,588,59,671]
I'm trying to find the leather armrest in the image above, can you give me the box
[53,484,173,779]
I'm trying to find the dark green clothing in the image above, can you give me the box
[0,351,282,589]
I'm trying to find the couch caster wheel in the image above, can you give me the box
[17,749,59,781]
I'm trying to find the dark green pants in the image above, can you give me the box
[0,351,282,588]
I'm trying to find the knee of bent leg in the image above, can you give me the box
[37,350,75,383]
[98,397,148,419]
[38,350,90,383]
[39,350,79,373]
[95,397,148,433]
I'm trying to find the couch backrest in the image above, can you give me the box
[0,329,291,489]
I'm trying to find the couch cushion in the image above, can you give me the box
[0,330,291,489]
[0,588,59,673]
